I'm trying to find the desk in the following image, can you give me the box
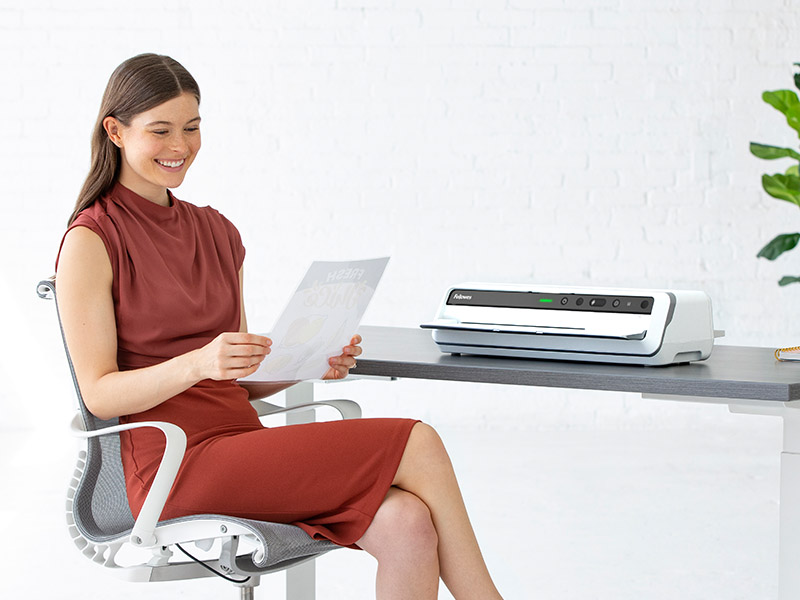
[354,326,800,401]
[288,326,800,600]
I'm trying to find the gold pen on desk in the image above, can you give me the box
[775,346,800,361]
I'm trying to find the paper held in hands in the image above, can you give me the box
[239,257,390,382]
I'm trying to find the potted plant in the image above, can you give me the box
[751,63,800,285]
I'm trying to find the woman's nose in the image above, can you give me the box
[171,133,189,153]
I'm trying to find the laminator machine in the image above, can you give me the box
[421,283,718,366]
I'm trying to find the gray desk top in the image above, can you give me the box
[353,326,800,402]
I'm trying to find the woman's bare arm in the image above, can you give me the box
[56,226,270,420]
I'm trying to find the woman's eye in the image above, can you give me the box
[185,127,200,133]
[152,130,169,135]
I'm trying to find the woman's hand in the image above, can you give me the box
[190,332,272,381]
[323,334,363,380]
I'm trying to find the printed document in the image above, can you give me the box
[240,257,389,382]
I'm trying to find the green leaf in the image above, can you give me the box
[763,90,800,116]
[794,63,800,92]
[788,164,800,176]
[750,142,800,160]
[763,173,800,206]
[779,276,800,286]
[757,233,800,260]
[788,104,800,136]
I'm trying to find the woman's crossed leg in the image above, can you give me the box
[357,423,503,600]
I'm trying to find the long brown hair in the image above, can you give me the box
[68,53,201,226]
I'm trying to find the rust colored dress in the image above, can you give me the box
[58,182,417,546]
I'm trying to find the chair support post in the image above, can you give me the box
[285,382,317,600]
[236,574,260,600]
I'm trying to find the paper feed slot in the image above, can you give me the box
[421,321,648,341]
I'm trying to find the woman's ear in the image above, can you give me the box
[102,116,123,148]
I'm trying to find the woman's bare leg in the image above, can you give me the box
[393,422,503,599]
[356,487,440,599]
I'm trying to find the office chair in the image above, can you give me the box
[37,277,362,599]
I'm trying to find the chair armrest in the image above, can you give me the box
[250,398,362,420]
[70,412,187,548]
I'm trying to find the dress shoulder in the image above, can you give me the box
[55,203,117,272]
[191,204,246,271]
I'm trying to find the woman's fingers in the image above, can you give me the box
[220,333,271,359]
[227,344,270,358]
[199,332,273,380]
[221,332,271,348]
[341,334,363,358]
[324,336,363,380]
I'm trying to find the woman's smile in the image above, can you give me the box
[156,158,187,171]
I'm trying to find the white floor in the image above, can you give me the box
[2,389,782,600]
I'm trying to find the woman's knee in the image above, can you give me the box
[409,422,444,452]
[394,422,452,486]
[379,488,438,547]
[358,488,438,558]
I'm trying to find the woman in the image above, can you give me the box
[56,53,502,600]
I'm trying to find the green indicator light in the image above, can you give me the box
[539,298,553,303]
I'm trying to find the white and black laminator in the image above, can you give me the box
[421,283,717,366]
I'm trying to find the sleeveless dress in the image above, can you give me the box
[57,182,417,546]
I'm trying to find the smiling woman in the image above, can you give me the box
[66,54,203,225]
[54,53,503,600]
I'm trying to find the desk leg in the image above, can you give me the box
[727,402,800,600]
[646,396,800,598]
[285,382,317,600]
[780,413,800,600]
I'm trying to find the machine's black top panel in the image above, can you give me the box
[446,288,655,315]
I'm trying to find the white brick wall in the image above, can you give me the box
[5,0,800,420]
[3,1,800,596]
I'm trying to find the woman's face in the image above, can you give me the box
[104,92,201,205]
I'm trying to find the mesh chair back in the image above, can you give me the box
[38,279,136,541]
